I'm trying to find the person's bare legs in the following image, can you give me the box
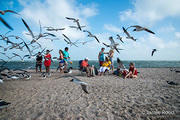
[125,71,132,79]
[39,65,42,72]
[36,66,38,73]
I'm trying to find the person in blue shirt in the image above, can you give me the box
[98,48,108,66]
[63,47,70,71]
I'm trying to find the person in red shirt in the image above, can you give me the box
[125,62,138,79]
[81,57,93,77]
[44,50,51,76]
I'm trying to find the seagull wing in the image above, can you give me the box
[76,21,82,31]
[103,43,110,47]
[0,16,13,30]
[4,10,19,15]
[122,27,131,38]
[65,17,76,21]
[62,34,70,41]
[21,18,34,38]
[81,84,89,94]
[93,36,100,43]
[144,28,155,34]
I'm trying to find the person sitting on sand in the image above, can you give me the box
[98,48,108,66]
[36,52,42,72]
[124,62,138,79]
[99,56,111,76]
[44,50,51,76]
[81,57,94,77]
[59,49,64,73]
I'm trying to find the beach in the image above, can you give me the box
[0,68,179,120]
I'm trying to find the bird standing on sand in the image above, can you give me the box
[70,77,89,94]
[151,49,157,56]
[167,81,179,85]
[127,25,155,34]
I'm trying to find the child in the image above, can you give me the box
[44,50,51,76]
[59,49,64,73]
[99,57,111,76]
[125,62,138,79]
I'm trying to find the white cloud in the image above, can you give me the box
[175,32,180,39]
[104,24,122,33]
[119,0,180,25]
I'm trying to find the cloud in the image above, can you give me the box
[119,0,180,25]
[175,32,180,39]
[104,24,122,33]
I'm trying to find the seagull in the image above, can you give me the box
[69,25,86,30]
[77,40,94,45]
[12,53,24,61]
[65,17,83,31]
[23,41,32,57]
[167,81,179,85]
[117,58,127,70]
[122,27,136,41]
[70,77,89,94]
[127,25,155,34]
[44,26,65,31]
[83,30,100,43]
[0,16,13,30]
[0,10,19,15]
[103,36,124,53]
[62,34,78,47]
[0,100,11,109]
[21,18,35,38]
[151,49,157,56]
[117,34,124,43]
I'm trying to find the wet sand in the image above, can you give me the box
[0,68,180,120]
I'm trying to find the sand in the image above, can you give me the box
[0,68,180,120]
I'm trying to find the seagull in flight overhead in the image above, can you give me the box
[122,27,136,41]
[0,16,13,30]
[127,25,155,34]
[44,26,65,31]
[65,17,83,31]
[151,49,157,56]
[83,30,100,43]
[103,36,123,53]
[62,34,78,47]
[70,77,89,94]
[69,25,86,30]
[0,10,19,15]
[116,34,124,43]
[21,18,35,38]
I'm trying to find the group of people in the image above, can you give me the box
[35,47,138,79]
[80,47,138,78]
[35,47,71,75]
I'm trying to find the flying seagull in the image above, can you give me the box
[151,49,157,56]
[62,34,78,47]
[21,18,35,38]
[122,27,136,41]
[0,10,19,15]
[44,26,65,31]
[127,25,155,34]
[103,36,124,53]
[117,34,124,43]
[70,77,89,94]
[69,25,86,30]
[65,17,83,31]
[0,16,13,30]
[83,30,100,43]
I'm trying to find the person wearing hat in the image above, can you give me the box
[99,56,111,76]
[36,52,42,72]
[81,57,94,77]
[44,50,51,76]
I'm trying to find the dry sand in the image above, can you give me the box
[0,68,180,120]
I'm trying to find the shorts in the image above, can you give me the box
[59,59,65,63]
[99,67,109,73]
[36,63,42,67]
[99,61,104,66]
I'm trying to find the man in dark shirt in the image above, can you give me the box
[36,52,43,72]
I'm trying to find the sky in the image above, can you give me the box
[0,0,180,61]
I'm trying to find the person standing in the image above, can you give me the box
[59,49,64,73]
[98,48,108,66]
[63,47,70,71]
[44,50,51,76]
[108,49,114,71]
[36,52,42,72]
